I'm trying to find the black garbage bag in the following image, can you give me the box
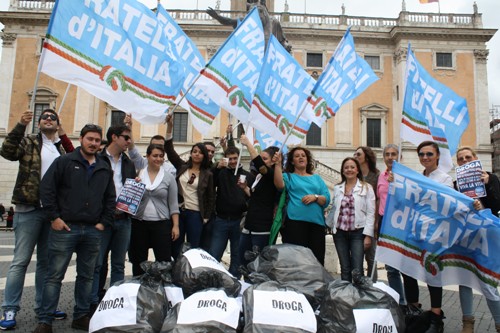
[172,248,241,297]
[246,244,333,306]
[89,261,174,333]
[242,280,317,333]
[161,288,241,333]
[318,270,406,333]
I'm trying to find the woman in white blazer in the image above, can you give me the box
[327,157,375,282]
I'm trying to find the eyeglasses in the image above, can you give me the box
[119,134,132,141]
[41,114,57,121]
[418,152,435,157]
[187,173,196,185]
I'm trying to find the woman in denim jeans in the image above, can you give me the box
[327,157,375,282]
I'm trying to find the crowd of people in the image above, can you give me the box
[0,109,498,333]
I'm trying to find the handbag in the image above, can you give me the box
[269,174,290,245]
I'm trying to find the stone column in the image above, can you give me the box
[392,46,407,146]
[473,49,490,148]
[0,32,18,134]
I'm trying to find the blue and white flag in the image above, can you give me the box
[307,27,379,126]
[376,162,500,300]
[40,0,185,124]
[248,36,315,146]
[400,45,469,171]
[156,4,220,135]
[194,7,264,124]
[246,126,288,154]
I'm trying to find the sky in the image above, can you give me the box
[1,0,498,111]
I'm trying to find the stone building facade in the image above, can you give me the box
[0,0,496,203]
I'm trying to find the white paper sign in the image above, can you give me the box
[89,283,141,332]
[353,308,397,333]
[252,290,316,333]
[164,285,184,307]
[373,282,400,304]
[176,290,240,329]
[183,248,231,275]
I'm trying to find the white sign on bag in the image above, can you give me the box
[353,308,397,333]
[373,282,400,304]
[164,285,184,307]
[176,290,240,329]
[89,283,141,332]
[183,248,231,275]
[252,290,316,333]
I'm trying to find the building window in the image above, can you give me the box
[307,53,323,68]
[436,52,452,68]
[32,103,50,133]
[173,112,188,142]
[366,118,381,148]
[365,55,380,71]
[306,122,321,146]
[111,110,126,126]
[360,103,388,148]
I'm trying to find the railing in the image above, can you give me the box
[314,160,341,189]
[10,2,479,29]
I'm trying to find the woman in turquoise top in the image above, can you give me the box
[273,147,330,264]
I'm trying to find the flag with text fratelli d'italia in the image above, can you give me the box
[156,4,220,135]
[248,35,315,146]
[306,27,379,127]
[400,45,469,172]
[376,162,500,300]
[194,7,264,124]
[41,0,185,124]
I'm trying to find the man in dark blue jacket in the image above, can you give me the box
[33,124,115,333]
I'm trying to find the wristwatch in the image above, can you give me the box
[314,194,319,201]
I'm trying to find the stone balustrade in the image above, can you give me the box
[9,1,481,29]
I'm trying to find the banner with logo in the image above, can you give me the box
[248,35,315,146]
[307,27,379,126]
[376,162,500,300]
[156,4,220,135]
[400,45,469,171]
[41,0,186,124]
[195,7,264,124]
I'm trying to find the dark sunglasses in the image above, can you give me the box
[187,173,196,185]
[418,152,435,157]
[119,134,132,141]
[41,114,57,121]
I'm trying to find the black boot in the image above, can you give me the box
[424,311,444,333]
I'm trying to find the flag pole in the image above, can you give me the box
[277,98,311,154]
[165,70,204,119]
[26,47,48,135]
[57,84,71,115]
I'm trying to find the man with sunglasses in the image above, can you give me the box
[34,124,115,333]
[0,109,73,330]
[88,125,137,315]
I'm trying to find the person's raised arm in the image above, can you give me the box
[240,134,258,160]
[272,152,284,190]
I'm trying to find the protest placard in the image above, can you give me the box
[456,160,487,198]
[116,178,146,215]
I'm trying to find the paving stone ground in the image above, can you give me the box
[0,229,497,332]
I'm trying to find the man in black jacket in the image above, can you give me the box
[209,146,253,278]
[89,125,137,313]
[33,124,115,333]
